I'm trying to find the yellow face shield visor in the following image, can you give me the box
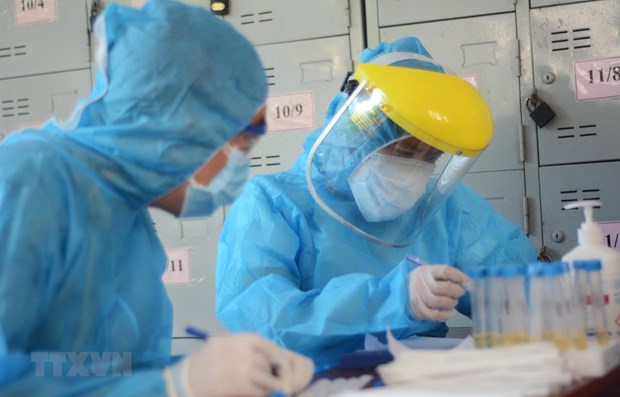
[352,63,493,156]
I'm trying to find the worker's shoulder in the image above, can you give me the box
[0,133,74,183]
[245,170,312,204]
[249,169,305,191]
[447,182,488,205]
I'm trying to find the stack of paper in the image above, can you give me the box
[373,342,572,397]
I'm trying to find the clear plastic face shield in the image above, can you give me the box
[306,63,493,247]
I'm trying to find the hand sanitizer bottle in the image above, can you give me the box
[562,200,620,338]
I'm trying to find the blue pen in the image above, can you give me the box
[405,255,427,267]
[185,326,289,397]
[185,326,208,340]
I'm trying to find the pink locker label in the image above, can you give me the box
[574,56,620,101]
[15,0,57,25]
[162,248,191,285]
[598,221,620,253]
[266,92,315,132]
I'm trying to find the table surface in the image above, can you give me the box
[314,362,620,396]
[549,363,620,397]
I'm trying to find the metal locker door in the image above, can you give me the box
[380,13,522,174]
[531,0,599,8]
[152,204,229,340]
[463,170,527,233]
[376,0,514,27]
[222,0,349,46]
[0,0,90,79]
[539,162,620,259]
[0,69,92,140]
[250,36,353,176]
[531,0,620,166]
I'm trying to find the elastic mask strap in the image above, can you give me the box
[189,176,209,190]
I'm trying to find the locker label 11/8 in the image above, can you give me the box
[574,56,620,101]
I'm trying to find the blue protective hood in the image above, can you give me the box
[19,0,267,208]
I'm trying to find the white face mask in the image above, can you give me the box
[347,153,435,222]
[180,145,250,218]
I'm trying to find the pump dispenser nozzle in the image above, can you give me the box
[564,200,603,245]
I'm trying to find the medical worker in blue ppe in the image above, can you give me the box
[216,37,538,370]
[0,1,313,396]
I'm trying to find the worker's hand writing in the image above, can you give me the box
[407,264,469,322]
[169,333,314,397]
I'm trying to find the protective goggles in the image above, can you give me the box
[231,122,267,152]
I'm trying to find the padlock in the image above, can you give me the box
[526,94,556,128]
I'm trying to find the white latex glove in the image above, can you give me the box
[407,264,469,322]
[164,333,314,397]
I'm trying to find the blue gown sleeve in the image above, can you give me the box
[216,180,432,369]
[216,179,537,369]
[446,184,538,317]
[452,184,536,267]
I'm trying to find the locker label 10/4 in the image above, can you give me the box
[15,0,56,25]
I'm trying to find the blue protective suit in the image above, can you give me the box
[0,1,266,395]
[215,38,537,370]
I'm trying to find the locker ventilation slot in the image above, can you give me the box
[250,155,281,169]
[264,67,275,86]
[239,11,274,25]
[556,124,597,139]
[0,45,27,58]
[550,28,591,52]
[560,188,601,209]
[1,98,30,118]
